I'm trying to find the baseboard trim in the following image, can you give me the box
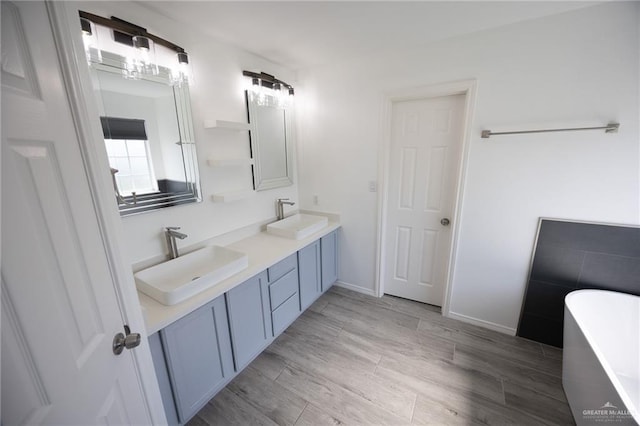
[333,281,377,297]
[446,311,517,336]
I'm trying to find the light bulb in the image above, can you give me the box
[171,52,191,87]
[130,36,159,77]
[80,18,102,65]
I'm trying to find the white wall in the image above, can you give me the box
[77,2,299,264]
[296,3,640,332]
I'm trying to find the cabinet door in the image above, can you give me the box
[321,230,339,292]
[148,333,179,426]
[160,296,234,423]
[298,240,322,310]
[226,271,272,370]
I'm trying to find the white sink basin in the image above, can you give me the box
[135,246,248,306]
[267,214,329,240]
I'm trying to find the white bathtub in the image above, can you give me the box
[563,290,640,425]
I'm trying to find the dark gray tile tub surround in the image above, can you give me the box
[518,219,640,347]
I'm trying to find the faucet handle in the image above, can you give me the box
[276,198,289,202]
[165,226,181,231]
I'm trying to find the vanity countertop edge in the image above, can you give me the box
[139,221,341,334]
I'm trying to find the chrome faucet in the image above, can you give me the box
[276,198,295,220]
[165,227,188,259]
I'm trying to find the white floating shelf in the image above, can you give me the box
[211,189,255,203]
[204,119,252,131]
[207,158,255,167]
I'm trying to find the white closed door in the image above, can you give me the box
[383,94,465,305]
[1,2,151,424]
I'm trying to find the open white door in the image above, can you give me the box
[383,94,465,306]
[2,2,153,424]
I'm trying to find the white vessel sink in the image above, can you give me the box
[267,214,329,240]
[135,246,248,306]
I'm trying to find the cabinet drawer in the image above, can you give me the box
[268,254,297,282]
[272,292,300,335]
[269,269,298,310]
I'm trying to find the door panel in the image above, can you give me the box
[321,231,338,292]
[1,0,41,99]
[298,241,321,310]
[8,140,105,362]
[1,285,50,425]
[1,2,150,424]
[425,146,447,211]
[383,94,465,305]
[399,147,417,209]
[394,226,412,281]
[419,229,438,284]
[161,296,233,422]
[226,271,272,370]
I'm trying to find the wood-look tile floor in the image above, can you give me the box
[187,287,574,425]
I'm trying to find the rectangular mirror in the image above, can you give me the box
[247,92,293,191]
[89,51,201,216]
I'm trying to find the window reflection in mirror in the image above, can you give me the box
[247,92,293,191]
[102,117,156,196]
[89,51,201,215]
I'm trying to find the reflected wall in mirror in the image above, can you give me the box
[89,51,201,216]
[247,92,293,191]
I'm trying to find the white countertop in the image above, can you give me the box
[139,221,341,334]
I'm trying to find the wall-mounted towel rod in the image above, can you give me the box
[481,122,620,139]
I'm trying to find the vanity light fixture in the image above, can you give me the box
[250,77,268,106]
[243,70,294,108]
[171,51,191,87]
[287,86,295,106]
[80,17,102,65]
[78,11,191,85]
[272,82,288,107]
[126,35,158,79]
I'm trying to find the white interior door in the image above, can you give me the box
[383,94,465,305]
[1,2,151,424]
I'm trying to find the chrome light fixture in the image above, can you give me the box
[124,35,158,79]
[249,77,267,106]
[244,71,294,108]
[170,51,191,87]
[79,11,192,86]
[80,17,102,65]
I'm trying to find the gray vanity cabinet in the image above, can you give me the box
[298,240,322,310]
[159,295,234,423]
[148,228,339,425]
[226,271,272,371]
[321,230,338,292]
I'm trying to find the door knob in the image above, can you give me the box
[440,218,450,226]
[113,325,141,355]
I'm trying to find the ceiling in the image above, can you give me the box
[139,1,599,71]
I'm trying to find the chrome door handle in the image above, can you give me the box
[440,218,450,226]
[113,326,141,355]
